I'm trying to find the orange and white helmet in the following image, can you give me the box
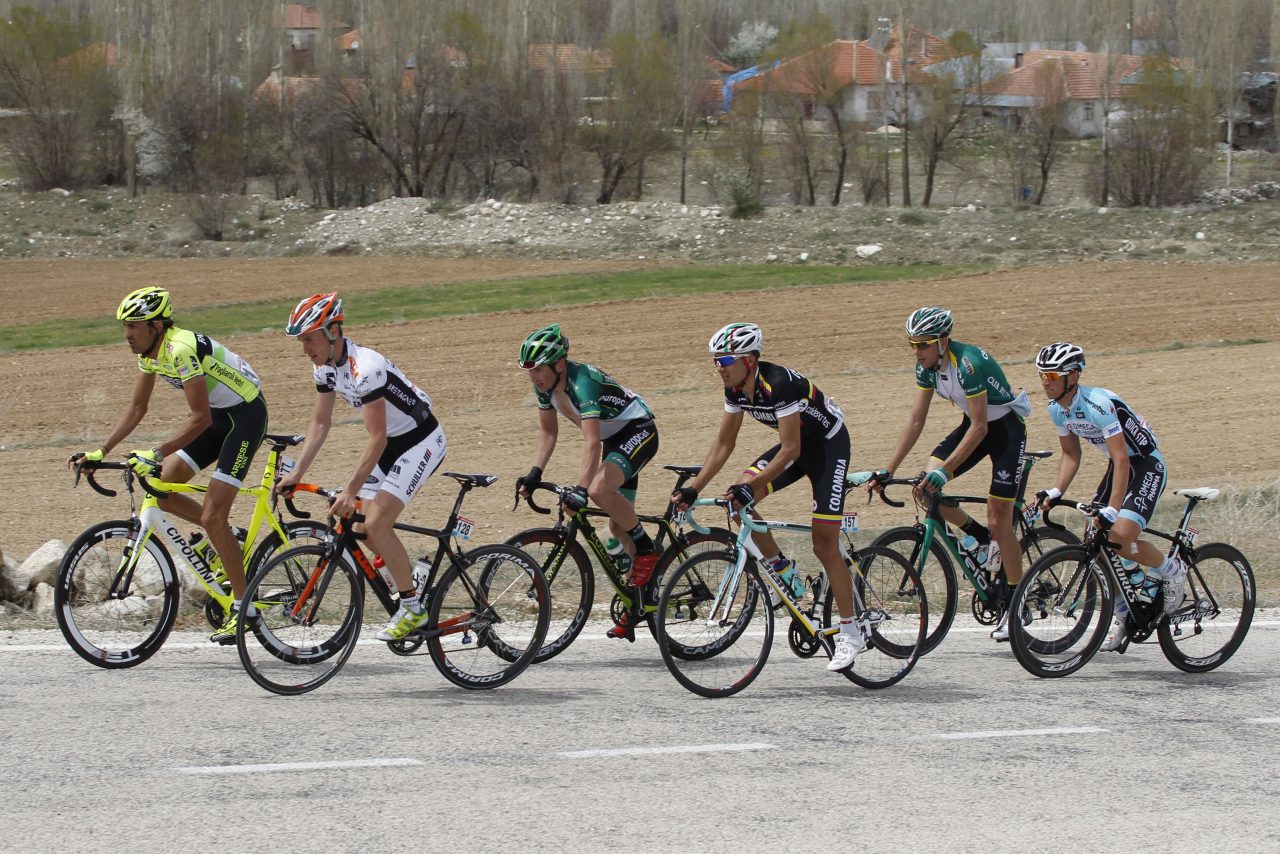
[285,292,344,338]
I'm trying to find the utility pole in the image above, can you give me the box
[877,16,891,207]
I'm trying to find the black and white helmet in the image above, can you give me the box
[708,322,764,355]
[1036,342,1086,373]
[905,306,953,338]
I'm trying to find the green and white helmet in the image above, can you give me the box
[708,322,764,355]
[905,306,953,338]
[519,324,569,368]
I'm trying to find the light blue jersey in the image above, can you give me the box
[1048,385,1159,459]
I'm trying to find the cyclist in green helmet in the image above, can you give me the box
[68,286,268,645]
[871,306,1033,643]
[516,324,661,639]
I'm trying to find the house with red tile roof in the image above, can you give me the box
[979,50,1153,137]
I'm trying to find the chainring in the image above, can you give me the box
[787,618,821,658]
[970,590,999,626]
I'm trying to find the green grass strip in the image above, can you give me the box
[1,262,980,352]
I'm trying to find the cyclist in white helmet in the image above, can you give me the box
[673,322,865,673]
[1033,342,1185,651]
[871,306,1033,643]
[68,286,268,645]
[276,292,447,643]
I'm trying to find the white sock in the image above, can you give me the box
[838,617,858,635]
[1158,557,1181,579]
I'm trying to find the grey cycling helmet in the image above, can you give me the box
[905,306,953,338]
[708,322,764,355]
[1036,342,1086,373]
[519,323,569,368]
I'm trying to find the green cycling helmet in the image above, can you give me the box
[519,324,569,368]
[117,286,173,323]
[905,306,953,338]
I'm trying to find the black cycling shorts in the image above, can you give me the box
[601,418,659,492]
[1092,452,1167,529]
[746,424,850,525]
[176,395,268,488]
[930,411,1026,501]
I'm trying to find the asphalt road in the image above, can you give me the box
[2,615,1277,854]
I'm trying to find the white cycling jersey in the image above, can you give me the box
[313,338,437,438]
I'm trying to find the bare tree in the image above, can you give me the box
[913,31,982,207]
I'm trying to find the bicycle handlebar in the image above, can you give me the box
[684,496,766,535]
[516,480,565,515]
[846,470,909,508]
[73,460,129,497]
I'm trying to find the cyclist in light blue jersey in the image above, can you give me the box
[1033,342,1187,651]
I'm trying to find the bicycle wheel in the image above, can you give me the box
[870,526,957,655]
[1157,543,1255,673]
[203,519,332,630]
[504,528,593,663]
[1020,525,1080,564]
[650,527,738,660]
[427,544,550,689]
[235,544,364,695]
[655,552,772,698]
[1008,545,1110,678]
[823,547,926,689]
[54,521,180,669]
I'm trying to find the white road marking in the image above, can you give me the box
[932,726,1108,741]
[1247,718,1280,724]
[559,742,774,759]
[176,758,421,775]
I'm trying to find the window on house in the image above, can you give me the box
[866,92,880,113]
[1083,103,1094,121]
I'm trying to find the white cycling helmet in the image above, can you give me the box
[708,322,764,355]
[905,306,953,338]
[1036,342,1086,373]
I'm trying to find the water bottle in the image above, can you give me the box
[371,553,398,592]
[412,559,432,597]
[958,534,987,567]
[605,537,631,573]
[1127,563,1156,603]
[189,533,224,579]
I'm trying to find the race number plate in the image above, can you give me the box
[453,515,475,541]
[841,512,860,533]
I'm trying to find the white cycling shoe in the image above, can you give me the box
[827,630,866,671]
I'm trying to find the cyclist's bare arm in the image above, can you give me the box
[1042,433,1083,509]
[575,415,604,489]
[683,410,743,499]
[878,387,932,488]
[277,391,335,493]
[92,372,156,461]
[935,389,989,478]
[744,411,801,493]
[517,408,559,497]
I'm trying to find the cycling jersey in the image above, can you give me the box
[137,327,261,409]
[314,338,438,439]
[535,361,652,438]
[724,361,845,441]
[1048,385,1159,459]
[916,341,1030,421]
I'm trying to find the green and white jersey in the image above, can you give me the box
[536,361,652,438]
[915,340,1028,421]
[137,326,261,409]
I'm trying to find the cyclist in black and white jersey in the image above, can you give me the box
[276,293,447,642]
[672,323,864,672]
[68,286,268,645]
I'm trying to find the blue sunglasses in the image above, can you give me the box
[713,354,746,367]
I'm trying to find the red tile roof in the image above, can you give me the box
[985,50,1150,101]
[884,26,954,64]
[735,39,930,96]
[283,4,349,30]
[528,44,613,72]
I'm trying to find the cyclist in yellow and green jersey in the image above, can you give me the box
[68,286,267,644]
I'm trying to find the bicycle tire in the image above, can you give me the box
[54,520,179,669]
[650,527,738,660]
[870,526,957,655]
[1157,542,1255,673]
[204,519,332,629]
[503,528,593,663]
[1008,545,1110,678]
[427,544,550,690]
[235,543,364,695]
[655,551,772,698]
[1020,525,1080,563]
[823,546,926,689]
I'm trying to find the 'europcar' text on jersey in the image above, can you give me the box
[724,361,845,441]
[915,340,1027,420]
[137,326,261,409]
[314,338,438,437]
[536,361,652,438]
[1048,385,1159,458]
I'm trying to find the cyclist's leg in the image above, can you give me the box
[593,418,659,562]
[808,428,853,616]
[739,444,804,560]
[368,425,447,596]
[927,418,986,531]
[1105,453,1168,568]
[202,397,268,599]
[985,413,1026,585]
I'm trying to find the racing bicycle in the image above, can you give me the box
[1008,487,1255,678]
[654,497,926,698]
[236,472,551,695]
[860,451,1079,654]
[56,434,327,668]
[506,465,734,662]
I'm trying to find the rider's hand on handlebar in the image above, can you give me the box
[127,448,163,476]
[1036,487,1061,513]
[515,465,543,498]
[671,485,699,510]
[726,482,755,509]
[560,484,589,513]
[1096,505,1119,528]
[865,468,892,495]
[331,490,357,520]
[68,447,105,471]
[275,469,302,498]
